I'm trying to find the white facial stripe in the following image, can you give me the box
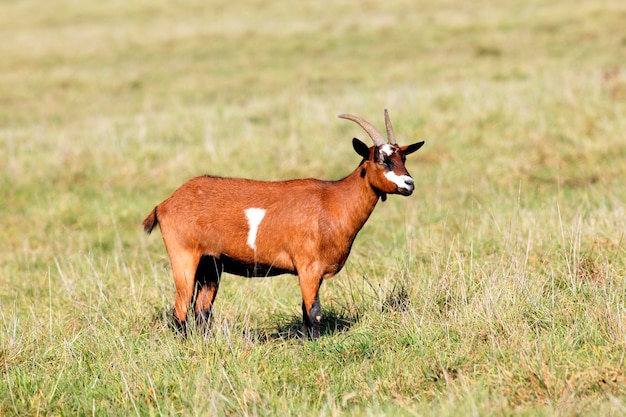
[380,144,394,156]
[244,208,266,250]
[384,171,414,189]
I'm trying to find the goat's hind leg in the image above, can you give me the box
[167,245,201,337]
[194,255,222,333]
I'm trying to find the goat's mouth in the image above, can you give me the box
[398,186,414,196]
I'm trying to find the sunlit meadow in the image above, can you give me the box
[1,0,625,415]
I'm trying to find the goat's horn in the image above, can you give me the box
[384,109,396,145]
[338,114,386,146]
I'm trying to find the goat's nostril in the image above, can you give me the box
[405,178,414,186]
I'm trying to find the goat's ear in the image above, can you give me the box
[402,141,425,156]
[352,137,371,159]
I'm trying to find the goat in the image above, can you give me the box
[143,110,424,338]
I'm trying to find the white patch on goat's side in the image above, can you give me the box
[244,208,266,250]
[384,171,414,190]
[380,144,394,156]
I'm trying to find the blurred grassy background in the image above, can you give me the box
[1,0,625,415]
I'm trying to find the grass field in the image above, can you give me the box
[1,0,626,415]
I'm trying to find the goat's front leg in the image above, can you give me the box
[298,266,324,339]
[301,292,322,339]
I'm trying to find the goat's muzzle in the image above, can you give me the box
[398,177,415,196]
[398,186,414,196]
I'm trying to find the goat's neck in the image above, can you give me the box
[330,165,380,237]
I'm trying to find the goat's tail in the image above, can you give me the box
[142,207,159,234]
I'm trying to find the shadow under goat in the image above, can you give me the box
[143,110,425,339]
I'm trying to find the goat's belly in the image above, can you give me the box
[220,255,295,278]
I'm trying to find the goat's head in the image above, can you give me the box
[339,110,424,199]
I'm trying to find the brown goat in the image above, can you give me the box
[143,110,424,338]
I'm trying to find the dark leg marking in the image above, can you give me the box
[194,255,223,332]
[173,313,188,338]
[302,293,322,339]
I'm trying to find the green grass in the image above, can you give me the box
[1,0,626,415]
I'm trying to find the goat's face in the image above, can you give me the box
[353,139,424,196]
